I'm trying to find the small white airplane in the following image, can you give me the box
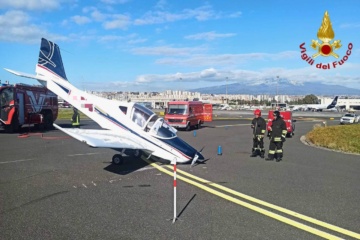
[5,38,204,165]
[304,96,338,112]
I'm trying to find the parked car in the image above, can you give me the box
[339,113,360,124]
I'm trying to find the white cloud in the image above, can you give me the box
[155,0,167,10]
[103,14,131,30]
[229,11,242,18]
[91,9,107,22]
[97,34,147,44]
[134,11,183,25]
[155,51,298,66]
[98,35,125,42]
[0,0,60,10]
[183,5,216,21]
[0,10,66,43]
[100,0,129,4]
[200,68,218,78]
[185,31,236,41]
[71,15,91,25]
[131,46,205,56]
[133,4,236,26]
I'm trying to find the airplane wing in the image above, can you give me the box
[54,124,149,150]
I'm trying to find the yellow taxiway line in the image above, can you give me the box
[143,158,360,239]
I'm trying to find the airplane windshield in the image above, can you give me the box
[167,104,188,115]
[149,118,177,139]
[132,103,154,128]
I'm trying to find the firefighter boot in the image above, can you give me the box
[265,154,274,161]
[250,148,257,157]
[276,153,283,162]
[260,150,265,158]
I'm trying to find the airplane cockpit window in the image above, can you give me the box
[149,118,177,139]
[132,103,154,128]
[167,104,188,115]
[145,115,158,132]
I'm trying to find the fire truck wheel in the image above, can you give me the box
[185,122,191,131]
[43,112,54,130]
[196,121,201,129]
[112,154,124,165]
[5,113,19,133]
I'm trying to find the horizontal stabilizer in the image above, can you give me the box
[4,68,47,82]
[53,124,148,150]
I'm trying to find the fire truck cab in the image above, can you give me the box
[267,110,296,137]
[0,83,58,133]
[165,101,213,131]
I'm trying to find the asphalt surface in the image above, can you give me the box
[1,113,359,240]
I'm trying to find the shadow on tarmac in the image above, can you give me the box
[103,156,150,175]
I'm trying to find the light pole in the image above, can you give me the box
[276,76,279,108]
[225,77,228,103]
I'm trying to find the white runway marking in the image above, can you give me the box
[0,159,35,164]
[216,123,249,127]
[67,153,101,157]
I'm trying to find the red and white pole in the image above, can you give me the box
[172,161,177,223]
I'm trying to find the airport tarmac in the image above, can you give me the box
[1,118,359,240]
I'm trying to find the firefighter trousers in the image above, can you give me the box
[267,140,283,159]
[252,135,265,155]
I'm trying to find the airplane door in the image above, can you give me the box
[17,93,25,125]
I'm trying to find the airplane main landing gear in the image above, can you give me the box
[132,149,142,158]
[112,154,124,165]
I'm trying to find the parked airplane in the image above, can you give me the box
[5,38,204,166]
[303,96,338,111]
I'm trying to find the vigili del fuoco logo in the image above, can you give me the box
[299,11,353,70]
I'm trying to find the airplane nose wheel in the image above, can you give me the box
[112,154,124,165]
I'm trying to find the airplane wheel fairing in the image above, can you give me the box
[112,154,124,165]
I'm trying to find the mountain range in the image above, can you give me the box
[190,79,360,96]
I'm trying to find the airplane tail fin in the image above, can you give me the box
[328,96,338,109]
[36,38,68,81]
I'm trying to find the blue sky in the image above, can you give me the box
[0,0,359,92]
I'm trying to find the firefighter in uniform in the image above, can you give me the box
[250,109,266,158]
[71,107,80,128]
[266,110,287,162]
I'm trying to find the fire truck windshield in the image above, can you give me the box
[167,104,188,115]
[0,87,14,121]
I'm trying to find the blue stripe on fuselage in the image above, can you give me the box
[53,81,70,94]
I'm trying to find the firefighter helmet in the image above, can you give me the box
[273,110,281,118]
[254,109,261,116]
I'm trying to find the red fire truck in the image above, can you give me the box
[267,110,296,137]
[0,83,58,132]
[165,101,213,131]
